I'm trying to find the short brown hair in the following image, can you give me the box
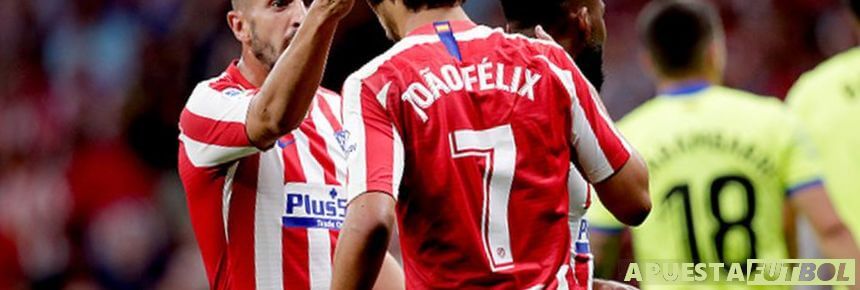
[638,0,722,77]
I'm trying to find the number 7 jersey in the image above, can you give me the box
[342,21,631,289]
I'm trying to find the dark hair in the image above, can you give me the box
[499,0,569,30]
[367,0,465,11]
[638,0,721,77]
[850,0,860,20]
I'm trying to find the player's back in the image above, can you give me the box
[613,85,820,289]
[788,47,860,244]
[343,21,630,289]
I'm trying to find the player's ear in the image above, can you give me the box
[704,39,726,81]
[567,6,592,48]
[227,10,251,43]
[639,50,658,80]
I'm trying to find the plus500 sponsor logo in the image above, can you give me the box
[285,193,347,218]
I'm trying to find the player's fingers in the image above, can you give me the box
[535,25,554,41]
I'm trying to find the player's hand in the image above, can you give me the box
[310,0,355,20]
[535,25,555,42]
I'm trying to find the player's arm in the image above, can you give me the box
[333,75,403,290]
[242,0,354,149]
[334,192,397,290]
[373,252,405,290]
[592,154,650,226]
[780,116,860,289]
[789,185,860,288]
[541,48,651,226]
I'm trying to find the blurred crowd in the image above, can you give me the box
[0,0,856,289]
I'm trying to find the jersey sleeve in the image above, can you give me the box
[539,48,632,183]
[780,113,824,197]
[342,74,405,203]
[178,84,260,168]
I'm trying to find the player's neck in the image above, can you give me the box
[507,24,535,37]
[658,75,718,93]
[236,49,270,88]
[400,6,470,38]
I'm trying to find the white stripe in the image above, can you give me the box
[294,129,326,184]
[222,163,239,243]
[556,264,571,290]
[254,149,285,290]
[307,228,333,290]
[536,56,614,182]
[343,77,368,202]
[311,103,347,184]
[185,82,252,123]
[318,90,344,124]
[376,82,392,109]
[179,133,259,167]
[583,78,633,154]
[391,125,404,199]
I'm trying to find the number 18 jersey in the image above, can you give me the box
[588,85,823,290]
[343,21,631,289]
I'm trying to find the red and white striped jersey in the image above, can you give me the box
[342,21,631,289]
[178,61,347,290]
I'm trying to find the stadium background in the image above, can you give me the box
[0,0,856,289]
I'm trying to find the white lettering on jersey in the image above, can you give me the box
[402,59,542,122]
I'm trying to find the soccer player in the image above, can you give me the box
[586,1,860,289]
[786,0,860,249]
[176,0,402,289]
[331,0,651,288]
[501,1,652,289]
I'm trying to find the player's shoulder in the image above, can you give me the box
[316,86,341,99]
[618,94,675,129]
[710,87,801,130]
[188,72,251,103]
[706,86,782,111]
[800,47,860,83]
[788,47,860,102]
[493,29,567,54]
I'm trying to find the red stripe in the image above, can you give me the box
[227,155,259,290]
[361,92,395,195]
[329,230,339,263]
[180,108,251,147]
[282,228,310,290]
[570,68,630,171]
[316,93,343,132]
[584,186,592,209]
[282,133,307,183]
[178,143,229,288]
[301,119,339,185]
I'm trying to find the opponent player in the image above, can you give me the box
[587,1,860,289]
[176,0,402,289]
[787,0,860,248]
[331,0,651,288]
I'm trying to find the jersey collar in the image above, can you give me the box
[405,20,478,37]
[660,80,711,97]
[226,60,258,90]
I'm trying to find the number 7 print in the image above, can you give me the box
[449,125,517,272]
